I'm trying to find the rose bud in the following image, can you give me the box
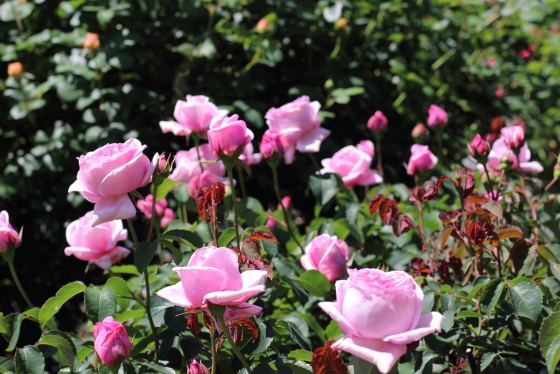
[0,211,21,252]
[426,105,448,128]
[411,123,426,139]
[7,62,24,78]
[300,234,350,281]
[501,126,524,149]
[207,114,254,159]
[260,129,284,160]
[256,18,271,33]
[518,50,531,58]
[280,196,292,210]
[486,57,497,67]
[93,317,132,366]
[265,215,277,231]
[494,87,505,98]
[188,360,210,374]
[83,32,100,50]
[468,134,489,158]
[367,111,388,133]
[406,145,438,175]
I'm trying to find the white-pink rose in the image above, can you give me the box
[207,114,254,158]
[406,145,438,175]
[300,234,350,281]
[319,145,383,188]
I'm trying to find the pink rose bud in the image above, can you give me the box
[169,144,225,184]
[136,195,168,219]
[156,246,267,309]
[255,18,271,33]
[187,170,228,199]
[411,123,426,139]
[158,154,167,173]
[160,208,174,229]
[265,96,330,164]
[427,105,448,128]
[319,269,444,374]
[356,140,374,157]
[300,234,350,281]
[468,134,489,158]
[518,50,531,58]
[93,317,132,366]
[7,62,24,78]
[188,360,210,374]
[319,146,382,188]
[265,215,277,231]
[501,126,524,149]
[207,114,254,158]
[68,139,158,226]
[486,57,497,67]
[280,196,292,210]
[367,111,388,133]
[239,142,262,165]
[494,87,505,98]
[160,95,228,137]
[0,211,20,252]
[528,43,536,51]
[407,144,438,175]
[65,212,129,270]
[260,129,285,160]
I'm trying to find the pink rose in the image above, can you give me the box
[356,140,374,157]
[169,144,225,183]
[136,195,167,218]
[495,87,505,98]
[64,211,129,270]
[159,95,228,137]
[486,57,497,67]
[188,360,210,374]
[320,146,383,188]
[265,215,277,231]
[477,138,543,174]
[187,170,228,198]
[468,134,489,158]
[260,129,284,160]
[406,145,438,175]
[0,211,20,252]
[300,234,350,281]
[239,141,262,165]
[161,208,174,228]
[68,139,158,226]
[156,246,267,308]
[319,269,444,374]
[411,123,426,139]
[367,111,388,133]
[426,105,448,128]
[265,96,330,164]
[281,196,292,210]
[93,317,132,366]
[501,126,524,149]
[207,114,254,158]
[518,50,531,58]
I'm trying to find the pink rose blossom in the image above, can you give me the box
[495,87,505,98]
[501,126,524,149]
[187,171,229,198]
[477,138,543,174]
[260,129,284,160]
[169,144,225,184]
[93,317,132,366]
[0,211,20,252]
[367,111,388,133]
[188,360,210,374]
[279,196,292,210]
[156,246,267,309]
[265,96,330,164]
[319,268,444,374]
[239,142,262,165]
[265,216,277,231]
[406,145,438,175]
[468,134,489,158]
[68,139,158,226]
[411,123,426,139]
[427,105,448,128]
[319,146,383,188]
[300,234,350,281]
[207,114,254,158]
[136,195,167,218]
[64,211,129,270]
[518,50,531,58]
[483,190,503,202]
[486,57,497,67]
[161,208,174,228]
[357,140,374,157]
[159,95,228,137]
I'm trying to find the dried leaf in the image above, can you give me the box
[311,340,349,374]
[250,230,279,243]
[186,308,202,339]
[236,318,259,342]
[494,225,524,240]
[242,239,262,260]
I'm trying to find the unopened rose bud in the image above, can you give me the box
[7,62,24,78]
[280,196,292,210]
[468,134,489,158]
[93,317,132,366]
[256,18,270,33]
[158,154,168,174]
[334,17,348,29]
[83,32,100,50]
[501,126,524,149]
[411,123,426,139]
[495,87,505,98]
[265,215,277,231]
[367,111,388,133]
[188,360,209,374]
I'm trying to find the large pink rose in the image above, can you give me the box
[169,144,225,183]
[319,145,383,188]
[93,317,132,366]
[68,139,158,226]
[426,105,448,128]
[64,211,129,270]
[188,360,210,374]
[265,96,330,164]
[300,234,350,281]
[156,246,267,309]
[0,211,20,252]
[406,145,438,175]
[477,138,543,174]
[159,95,228,137]
[207,115,254,158]
[319,269,444,374]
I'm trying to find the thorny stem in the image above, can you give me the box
[224,161,241,248]
[216,314,253,373]
[210,324,218,374]
[6,254,33,309]
[271,163,303,250]
[482,163,495,200]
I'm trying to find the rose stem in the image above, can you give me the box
[374,132,384,180]
[147,184,159,242]
[308,153,320,170]
[4,251,33,309]
[210,324,218,374]
[236,164,247,199]
[216,314,252,373]
[224,160,241,248]
[192,134,204,173]
[271,163,303,250]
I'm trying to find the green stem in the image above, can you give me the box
[482,163,495,200]
[126,219,140,247]
[193,135,205,173]
[216,314,252,373]
[374,133,384,180]
[210,324,218,374]
[271,163,303,250]
[147,185,159,242]
[308,153,320,170]
[6,255,33,309]
[225,162,240,248]
[236,164,247,199]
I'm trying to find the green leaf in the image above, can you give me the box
[158,240,182,265]
[241,319,274,355]
[84,286,117,323]
[113,310,145,323]
[334,218,364,245]
[299,314,326,341]
[2,313,23,351]
[421,290,435,314]
[39,281,86,328]
[509,281,543,322]
[276,320,312,351]
[456,310,484,319]
[309,174,342,206]
[480,352,495,372]
[0,313,8,334]
[480,279,505,315]
[159,229,203,250]
[540,312,560,361]
[441,311,455,332]
[15,346,44,374]
[38,331,76,371]
[294,270,331,298]
[134,241,158,273]
[546,336,560,374]
[287,350,312,362]
[325,320,342,340]
[155,178,177,201]
[440,294,457,313]
[132,359,174,374]
[109,265,140,275]
[105,277,131,312]
[218,227,237,247]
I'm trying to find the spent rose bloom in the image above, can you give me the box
[468,134,489,158]
[207,114,254,158]
[260,129,285,160]
[426,105,448,128]
[161,208,174,228]
[265,96,330,164]
[169,144,225,184]
[93,317,132,366]
[367,111,388,133]
[160,95,228,137]
[136,195,167,218]
[407,145,438,175]
[319,269,444,374]
[64,211,129,270]
[477,138,543,174]
[239,142,262,165]
[501,126,524,149]
[300,234,350,281]
[319,146,383,188]
[156,246,267,309]
[68,139,158,226]
[411,123,426,139]
[188,360,210,374]
[0,211,20,252]
[357,140,374,157]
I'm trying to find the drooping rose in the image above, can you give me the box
[265,96,330,164]
[93,317,132,366]
[477,138,543,174]
[239,141,262,165]
[64,211,129,270]
[356,140,374,157]
[367,111,388,133]
[319,269,444,373]
[260,129,284,160]
[0,211,20,252]
[500,126,524,149]
[160,95,228,137]
[426,105,448,128]
[169,144,225,184]
[319,146,383,188]
[406,145,438,175]
[300,234,350,281]
[68,139,158,226]
[468,134,489,158]
[207,114,254,158]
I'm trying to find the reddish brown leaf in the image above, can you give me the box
[437,260,452,284]
[248,258,274,280]
[202,309,215,331]
[369,195,386,215]
[456,169,475,198]
[236,318,259,342]
[467,221,495,245]
[464,194,490,211]
[380,198,399,224]
[439,210,459,226]
[228,321,245,346]
[210,182,226,203]
[491,116,506,134]
[494,225,523,240]
[391,213,413,236]
[448,256,463,277]
[311,340,349,374]
[406,340,420,353]
[250,230,279,243]
[425,176,451,201]
[195,188,210,222]
[242,239,262,260]
[186,308,202,339]
[411,258,432,277]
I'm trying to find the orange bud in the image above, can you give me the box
[334,18,348,29]
[83,32,100,50]
[7,62,24,77]
[255,18,270,33]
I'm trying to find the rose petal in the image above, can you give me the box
[383,312,445,345]
[160,121,191,136]
[300,254,317,271]
[68,180,103,203]
[156,282,194,308]
[64,246,103,261]
[204,285,266,305]
[90,246,131,270]
[97,152,152,197]
[331,336,406,374]
[92,195,137,226]
[179,266,227,308]
[223,302,263,322]
[296,127,330,153]
[241,270,267,288]
[318,301,360,337]
[520,161,544,173]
